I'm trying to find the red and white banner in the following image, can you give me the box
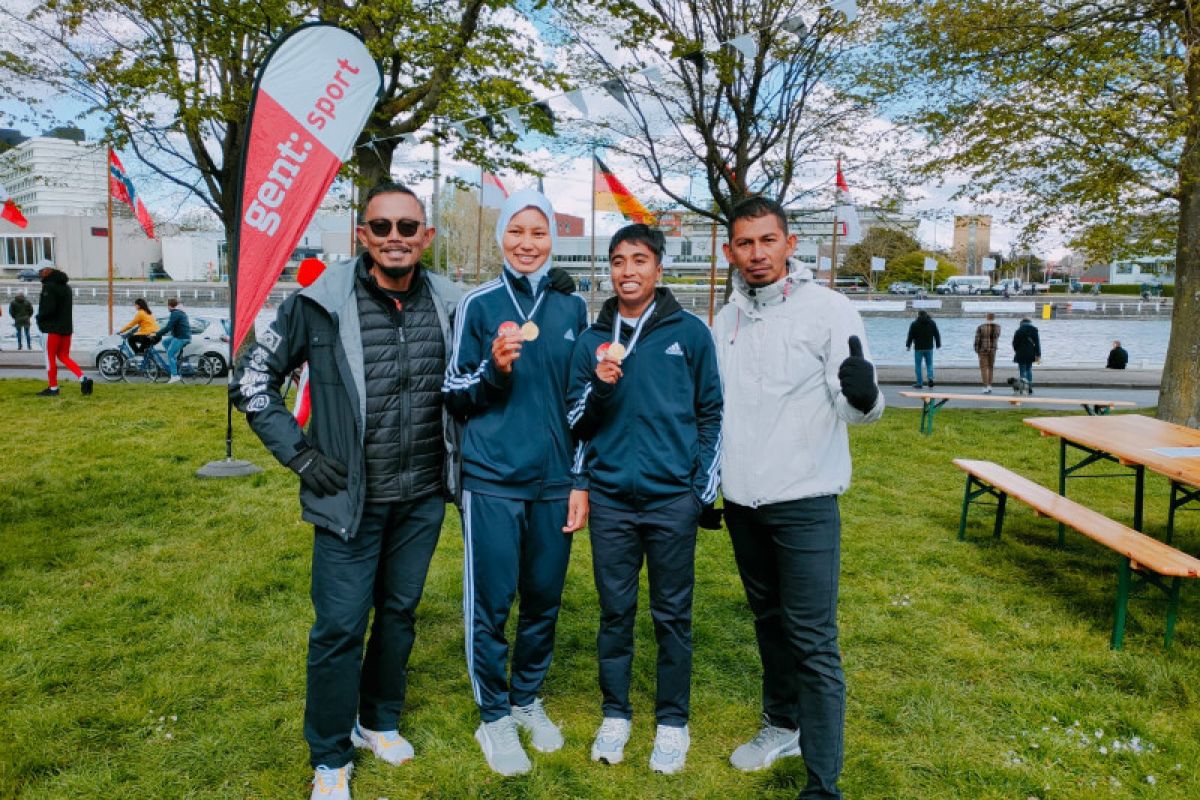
[833,158,862,245]
[0,182,29,228]
[481,171,509,208]
[232,23,381,351]
[109,150,155,238]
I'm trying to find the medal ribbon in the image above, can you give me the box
[502,270,548,324]
[612,301,656,358]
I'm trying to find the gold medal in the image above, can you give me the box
[607,342,627,363]
[520,321,540,341]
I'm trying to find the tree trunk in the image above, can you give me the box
[355,132,396,190]
[1158,23,1200,428]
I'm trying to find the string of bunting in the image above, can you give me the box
[359,0,857,153]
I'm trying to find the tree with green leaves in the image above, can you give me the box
[0,0,563,239]
[842,224,922,282]
[557,0,877,224]
[883,251,955,290]
[870,0,1200,426]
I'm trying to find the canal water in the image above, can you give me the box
[6,302,1174,368]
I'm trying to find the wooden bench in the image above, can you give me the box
[902,392,1137,435]
[953,458,1200,649]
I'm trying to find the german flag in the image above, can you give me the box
[594,156,656,224]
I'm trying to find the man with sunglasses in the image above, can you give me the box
[231,181,462,800]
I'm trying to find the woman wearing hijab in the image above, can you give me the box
[442,189,589,776]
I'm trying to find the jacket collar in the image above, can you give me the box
[730,258,813,316]
[594,286,682,334]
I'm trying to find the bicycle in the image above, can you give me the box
[120,336,217,385]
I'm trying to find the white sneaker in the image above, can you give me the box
[649,724,690,774]
[511,698,564,752]
[167,375,182,384]
[982,386,992,394]
[591,717,632,764]
[475,716,532,776]
[729,723,801,771]
[351,719,414,765]
[310,763,352,800]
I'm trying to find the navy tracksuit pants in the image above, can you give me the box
[305,496,444,768]
[461,490,572,722]
[725,495,845,800]
[588,494,699,726]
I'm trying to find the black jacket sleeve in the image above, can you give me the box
[229,296,312,466]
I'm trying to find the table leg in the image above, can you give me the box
[1133,465,1145,532]
[1164,577,1182,649]
[1111,559,1132,651]
[1058,438,1067,546]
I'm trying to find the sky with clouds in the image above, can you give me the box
[0,2,1068,260]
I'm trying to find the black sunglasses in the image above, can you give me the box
[365,218,423,237]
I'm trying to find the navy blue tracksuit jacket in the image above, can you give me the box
[566,288,723,509]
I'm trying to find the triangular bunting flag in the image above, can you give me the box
[564,90,589,118]
[728,33,758,61]
[503,108,526,138]
[600,79,631,110]
[831,0,859,23]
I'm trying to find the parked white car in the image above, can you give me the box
[90,315,230,380]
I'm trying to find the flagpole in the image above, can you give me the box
[589,147,597,319]
[475,166,485,284]
[830,209,840,290]
[106,149,114,334]
[707,212,718,325]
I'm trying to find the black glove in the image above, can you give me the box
[837,335,879,414]
[546,267,576,294]
[698,503,724,531]
[286,447,348,497]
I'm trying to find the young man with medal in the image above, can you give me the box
[442,189,589,776]
[714,197,883,799]
[565,223,723,774]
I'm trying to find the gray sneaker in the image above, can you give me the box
[649,724,690,774]
[729,723,801,771]
[591,717,632,764]
[475,716,532,776]
[511,698,564,753]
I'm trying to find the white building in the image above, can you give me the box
[0,136,108,215]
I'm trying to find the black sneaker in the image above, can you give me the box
[36,387,61,397]
[81,377,94,396]
[927,380,935,388]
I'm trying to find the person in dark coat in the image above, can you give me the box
[1011,317,1042,392]
[34,265,92,397]
[1106,340,1128,370]
[9,292,34,350]
[905,309,941,388]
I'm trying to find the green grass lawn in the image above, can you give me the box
[1,379,1198,799]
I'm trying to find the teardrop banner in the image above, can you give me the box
[231,23,383,352]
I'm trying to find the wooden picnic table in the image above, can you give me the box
[1024,414,1200,543]
[899,391,1137,435]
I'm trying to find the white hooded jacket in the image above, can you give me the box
[713,259,884,508]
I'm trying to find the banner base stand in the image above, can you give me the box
[196,458,263,479]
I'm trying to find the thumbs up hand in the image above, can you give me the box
[837,335,879,414]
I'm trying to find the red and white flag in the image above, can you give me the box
[232,23,382,351]
[108,150,156,238]
[0,182,29,228]
[481,171,509,208]
[834,158,862,244]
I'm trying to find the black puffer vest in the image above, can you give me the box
[356,268,446,502]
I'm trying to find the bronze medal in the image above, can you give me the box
[607,342,627,363]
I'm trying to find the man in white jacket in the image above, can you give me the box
[713,197,883,799]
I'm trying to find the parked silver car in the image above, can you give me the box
[90,315,230,380]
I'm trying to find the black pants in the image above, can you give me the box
[304,496,444,768]
[589,494,699,725]
[725,495,844,800]
[460,491,572,721]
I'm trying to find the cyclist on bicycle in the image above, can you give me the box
[118,298,160,354]
[153,298,191,384]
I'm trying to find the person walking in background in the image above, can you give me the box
[442,189,588,777]
[566,223,723,775]
[34,264,92,397]
[1106,340,1128,370]
[905,309,941,388]
[231,182,461,800]
[972,312,1001,393]
[117,298,160,354]
[714,197,883,798]
[1011,317,1042,393]
[9,292,33,350]
[153,298,191,384]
